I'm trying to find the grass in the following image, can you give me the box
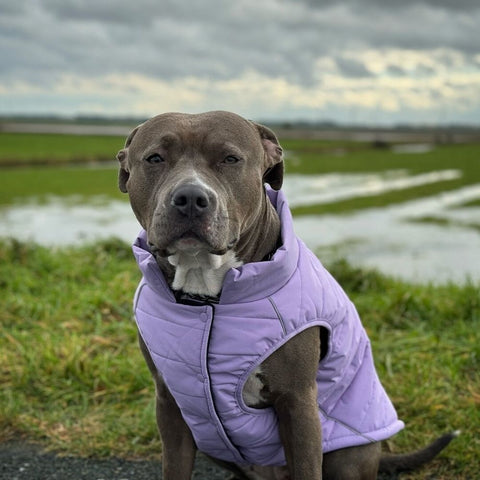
[0,133,124,166]
[1,133,479,217]
[408,216,480,233]
[0,132,126,205]
[1,131,479,476]
[0,239,158,457]
[1,239,479,478]
[0,166,125,205]
[459,198,480,207]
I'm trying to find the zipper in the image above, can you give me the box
[202,302,246,464]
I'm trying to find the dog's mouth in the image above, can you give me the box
[149,230,238,257]
[172,232,208,253]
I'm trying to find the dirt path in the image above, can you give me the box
[0,442,226,480]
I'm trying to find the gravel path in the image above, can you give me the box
[0,442,403,479]
[0,442,227,480]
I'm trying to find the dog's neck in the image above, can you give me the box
[159,195,281,299]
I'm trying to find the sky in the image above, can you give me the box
[1,0,480,125]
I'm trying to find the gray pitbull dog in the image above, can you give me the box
[117,111,456,480]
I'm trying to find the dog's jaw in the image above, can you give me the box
[167,249,243,297]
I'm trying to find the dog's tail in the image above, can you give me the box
[378,430,459,474]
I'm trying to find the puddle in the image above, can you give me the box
[293,184,480,285]
[0,171,479,285]
[0,196,140,246]
[283,170,461,207]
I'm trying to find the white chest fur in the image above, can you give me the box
[167,249,242,298]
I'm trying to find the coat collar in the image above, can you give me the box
[132,187,299,305]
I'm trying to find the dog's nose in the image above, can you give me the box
[171,184,210,217]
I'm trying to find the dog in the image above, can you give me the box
[117,111,457,479]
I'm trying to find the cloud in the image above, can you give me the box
[334,58,374,78]
[299,0,480,13]
[1,0,479,123]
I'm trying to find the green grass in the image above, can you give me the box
[0,166,125,205]
[284,142,478,177]
[459,198,480,208]
[0,133,124,166]
[408,216,480,233]
[0,239,158,458]
[1,134,479,217]
[0,132,127,205]
[1,240,479,478]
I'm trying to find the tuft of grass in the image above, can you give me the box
[1,241,479,478]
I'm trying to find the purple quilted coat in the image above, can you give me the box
[132,188,404,466]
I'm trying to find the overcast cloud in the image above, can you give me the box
[1,0,479,124]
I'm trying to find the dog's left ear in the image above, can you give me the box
[253,122,284,190]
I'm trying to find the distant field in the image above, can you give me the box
[0,132,124,165]
[1,132,479,216]
[0,166,125,205]
[0,132,364,166]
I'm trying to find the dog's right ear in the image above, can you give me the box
[116,125,141,193]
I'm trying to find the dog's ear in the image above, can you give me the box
[116,125,141,193]
[253,122,284,190]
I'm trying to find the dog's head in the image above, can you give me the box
[117,111,283,260]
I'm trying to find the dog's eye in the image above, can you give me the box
[223,155,241,165]
[145,154,164,164]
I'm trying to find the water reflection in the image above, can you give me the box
[1,171,479,284]
[283,170,461,207]
[293,185,480,285]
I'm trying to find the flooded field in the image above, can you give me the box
[1,170,478,284]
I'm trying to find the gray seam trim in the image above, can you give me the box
[268,296,287,335]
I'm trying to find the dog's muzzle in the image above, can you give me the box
[148,180,233,257]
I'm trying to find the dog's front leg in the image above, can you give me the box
[263,327,323,479]
[139,335,196,479]
[275,391,323,479]
[155,379,197,480]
